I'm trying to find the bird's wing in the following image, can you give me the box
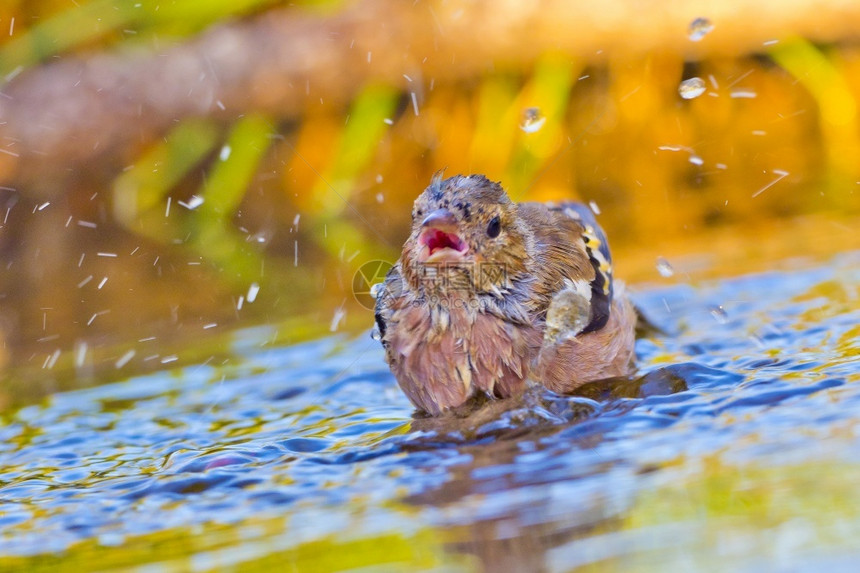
[519,201,614,335]
[550,201,614,333]
[373,263,405,347]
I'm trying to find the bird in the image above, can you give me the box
[373,173,636,416]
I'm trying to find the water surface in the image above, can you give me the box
[1,251,859,571]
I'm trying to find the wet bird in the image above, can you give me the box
[373,173,636,415]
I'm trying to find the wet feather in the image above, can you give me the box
[375,174,636,415]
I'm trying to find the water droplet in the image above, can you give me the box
[330,307,346,332]
[688,17,714,41]
[679,77,706,100]
[588,200,601,215]
[709,305,728,324]
[75,341,88,368]
[370,326,382,341]
[519,108,546,133]
[115,350,136,369]
[370,283,384,300]
[181,195,204,210]
[656,257,675,277]
[730,89,757,99]
[247,283,260,303]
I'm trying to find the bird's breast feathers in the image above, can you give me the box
[380,292,541,415]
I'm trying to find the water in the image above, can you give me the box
[688,18,715,42]
[655,256,675,278]
[1,252,859,570]
[520,108,547,134]
[679,77,707,100]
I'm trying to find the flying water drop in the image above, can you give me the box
[330,306,346,332]
[247,283,260,303]
[656,256,675,277]
[519,108,546,133]
[709,305,728,324]
[679,77,706,100]
[115,350,136,369]
[688,18,714,41]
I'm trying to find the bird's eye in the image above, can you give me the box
[486,215,501,238]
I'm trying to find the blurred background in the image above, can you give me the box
[0,0,859,407]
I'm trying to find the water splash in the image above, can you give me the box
[688,17,714,41]
[656,256,675,277]
[709,305,728,324]
[519,107,547,133]
[678,77,707,100]
[1,255,859,569]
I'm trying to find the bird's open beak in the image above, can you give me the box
[418,209,469,263]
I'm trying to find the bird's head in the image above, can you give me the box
[401,173,532,295]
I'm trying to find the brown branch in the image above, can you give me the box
[2,0,859,189]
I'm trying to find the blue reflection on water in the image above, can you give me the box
[1,252,858,566]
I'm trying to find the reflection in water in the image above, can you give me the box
[0,252,858,570]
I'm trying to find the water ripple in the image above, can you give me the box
[0,254,859,568]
